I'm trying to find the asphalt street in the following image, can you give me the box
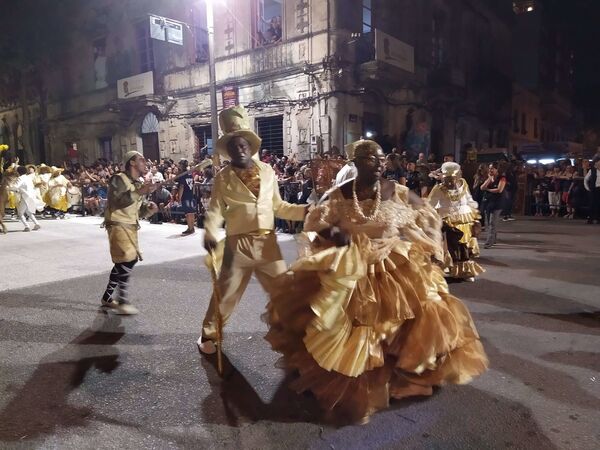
[0,215,599,449]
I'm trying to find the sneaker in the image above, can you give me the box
[33,224,41,231]
[465,277,475,282]
[102,299,139,315]
[23,227,31,232]
[114,300,138,315]
[507,217,516,221]
[197,336,217,355]
[182,228,195,236]
[100,298,116,310]
[484,243,494,249]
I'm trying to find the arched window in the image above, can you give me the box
[141,112,160,134]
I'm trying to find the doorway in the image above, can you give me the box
[99,137,113,161]
[142,133,160,162]
[141,112,160,162]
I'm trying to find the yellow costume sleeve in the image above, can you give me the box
[203,173,226,242]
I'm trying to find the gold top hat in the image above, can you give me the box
[38,163,52,174]
[215,105,261,158]
[0,144,9,153]
[441,162,461,178]
[346,139,382,160]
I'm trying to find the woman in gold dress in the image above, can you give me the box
[265,140,488,423]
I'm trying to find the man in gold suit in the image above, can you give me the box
[198,106,308,354]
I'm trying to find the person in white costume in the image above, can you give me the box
[9,166,43,232]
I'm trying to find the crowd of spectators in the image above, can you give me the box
[58,157,217,223]
[7,145,600,231]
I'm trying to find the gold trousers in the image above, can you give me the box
[202,233,287,340]
[106,224,140,263]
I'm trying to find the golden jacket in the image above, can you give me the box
[204,160,306,240]
[104,173,151,225]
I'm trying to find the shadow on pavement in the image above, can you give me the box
[539,350,600,372]
[0,314,124,442]
[482,339,600,410]
[459,279,597,315]
[200,350,322,426]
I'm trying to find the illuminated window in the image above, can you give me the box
[363,0,372,33]
[253,0,283,47]
[513,1,535,15]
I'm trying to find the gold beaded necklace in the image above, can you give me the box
[352,179,382,221]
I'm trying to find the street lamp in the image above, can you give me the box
[206,0,220,165]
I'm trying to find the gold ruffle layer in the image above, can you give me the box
[446,260,485,279]
[265,234,488,422]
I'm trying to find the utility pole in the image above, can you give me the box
[206,0,220,166]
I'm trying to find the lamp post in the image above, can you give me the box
[206,0,220,166]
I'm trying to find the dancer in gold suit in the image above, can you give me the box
[428,162,484,281]
[197,105,308,354]
[265,140,488,423]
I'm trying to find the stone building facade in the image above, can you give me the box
[0,0,541,165]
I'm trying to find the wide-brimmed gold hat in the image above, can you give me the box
[441,162,461,178]
[51,166,64,177]
[346,139,382,160]
[38,163,52,174]
[215,106,261,158]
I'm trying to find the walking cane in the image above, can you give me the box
[208,250,224,377]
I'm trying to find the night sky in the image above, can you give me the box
[544,0,600,127]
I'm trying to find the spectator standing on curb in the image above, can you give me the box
[178,159,197,236]
[480,162,506,249]
[584,156,600,224]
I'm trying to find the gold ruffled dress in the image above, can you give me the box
[265,184,488,422]
[44,174,70,212]
[428,179,484,279]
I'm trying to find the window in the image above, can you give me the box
[136,21,155,73]
[93,37,108,89]
[99,137,113,161]
[513,1,535,15]
[193,3,209,63]
[253,0,283,47]
[194,125,213,157]
[432,14,445,67]
[513,109,519,133]
[533,118,538,138]
[521,113,527,135]
[256,115,284,156]
[362,0,372,33]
